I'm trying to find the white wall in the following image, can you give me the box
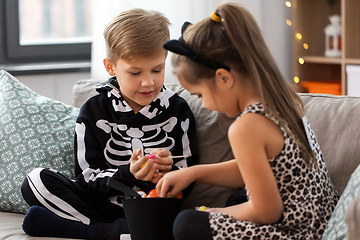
[14,71,91,106]
[230,0,293,81]
[261,1,292,81]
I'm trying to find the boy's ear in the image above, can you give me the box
[103,58,116,76]
[215,68,234,89]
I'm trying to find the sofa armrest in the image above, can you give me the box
[299,93,360,195]
[346,195,360,240]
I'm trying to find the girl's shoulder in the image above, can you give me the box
[230,107,278,138]
[229,103,284,158]
[240,102,284,133]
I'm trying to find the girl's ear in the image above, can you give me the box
[103,58,116,76]
[215,68,234,89]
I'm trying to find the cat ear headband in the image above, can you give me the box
[163,14,231,72]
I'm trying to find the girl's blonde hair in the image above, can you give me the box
[104,8,170,62]
[171,3,316,166]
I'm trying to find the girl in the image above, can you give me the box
[157,3,339,239]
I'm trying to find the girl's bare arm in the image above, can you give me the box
[212,113,284,224]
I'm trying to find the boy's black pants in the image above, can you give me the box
[21,167,125,225]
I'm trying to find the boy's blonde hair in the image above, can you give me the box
[104,8,170,62]
[171,3,316,166]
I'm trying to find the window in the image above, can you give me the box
[0,0,92,74]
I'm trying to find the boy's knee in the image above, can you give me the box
[21,168,48,206]
[21,168,44,191]
[27,167,47,178]
[22,168,46,192]
[21,177,30,197]
[26,168,60,184]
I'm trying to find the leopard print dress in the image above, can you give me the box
[208,102,339,240]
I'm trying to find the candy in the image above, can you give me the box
[146,189,160,198]
[174,191,183,199]
[140,153,157,168]
[145,189,183,199]
[136,191,147,198]
[198,206,208,211]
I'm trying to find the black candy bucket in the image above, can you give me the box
[107,177,182,240]
[122,198,182,240]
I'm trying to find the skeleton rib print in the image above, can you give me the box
[97,117,178,166]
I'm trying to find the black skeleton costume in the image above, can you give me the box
[74,77,198,198]
[22,77,198,225]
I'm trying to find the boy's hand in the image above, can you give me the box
[150,148,173,175]
[130,149,159,183]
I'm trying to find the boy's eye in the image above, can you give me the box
[130,72,140,75]
[153,69,162,73]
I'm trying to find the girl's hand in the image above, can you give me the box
[130,149,158,182]
[203,207,220,213]
[196,206,217,213]
[151,148,173,175]
[156,167,194,198]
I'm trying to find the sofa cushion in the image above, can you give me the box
[0,70,79,214]
[72,79,101,108]
[321,163,360,239]
[0,211,77,239]
[299,93,360,195]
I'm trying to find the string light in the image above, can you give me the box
[285,1,307,86]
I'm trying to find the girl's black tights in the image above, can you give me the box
[172,209,213,240]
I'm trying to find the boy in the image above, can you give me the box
[21,8,197,240]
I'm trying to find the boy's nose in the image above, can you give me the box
[141,76,154,86]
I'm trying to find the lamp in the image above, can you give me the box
[324,14,342,57]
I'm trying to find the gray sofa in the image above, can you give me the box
[0,72,360,239]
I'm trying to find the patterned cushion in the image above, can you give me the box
[0,70,79,214]
[322,163,360,239]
